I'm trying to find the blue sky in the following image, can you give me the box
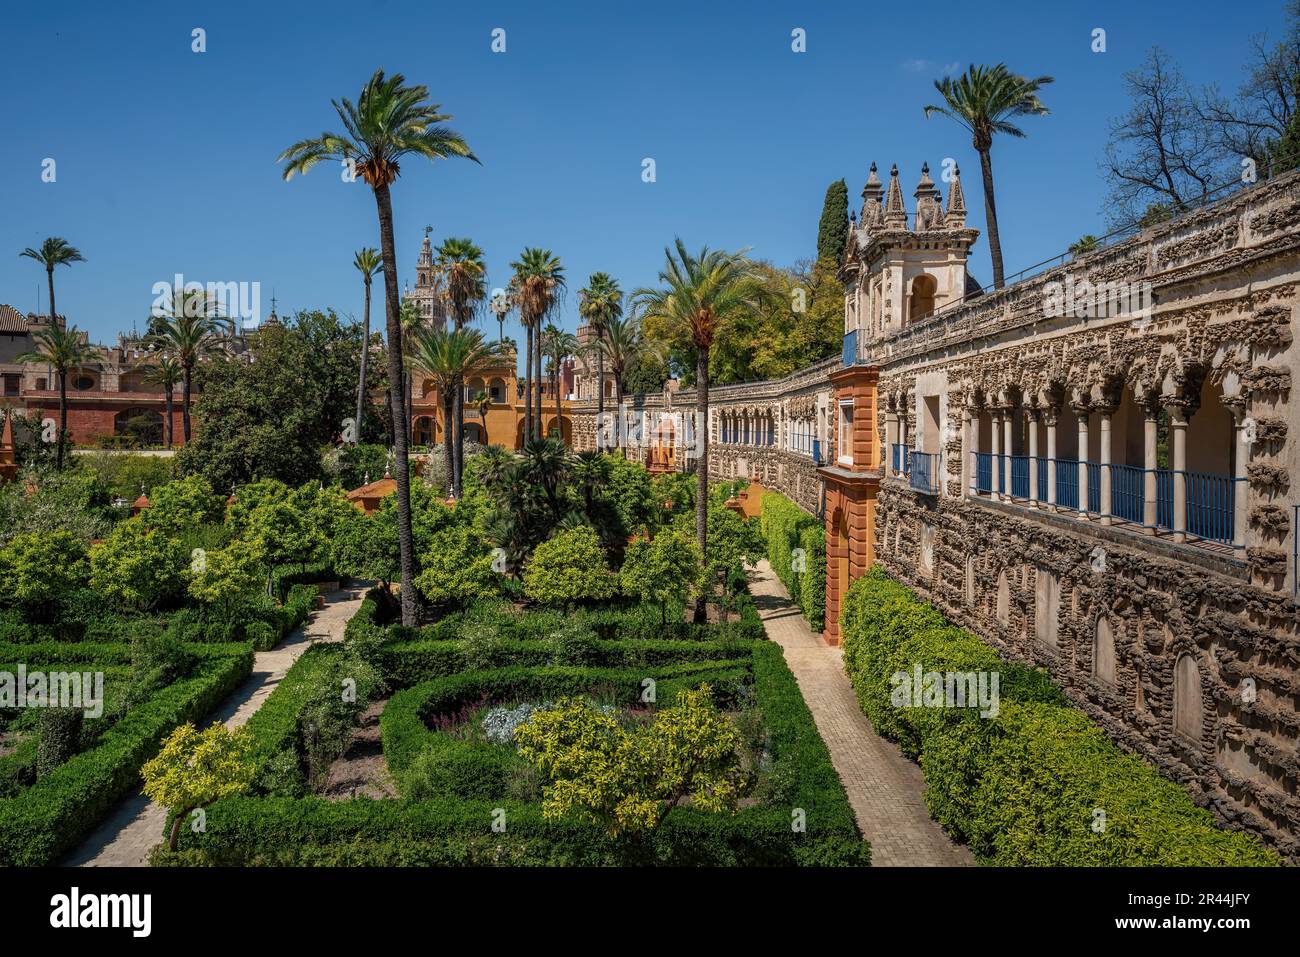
[1,0,1291,350]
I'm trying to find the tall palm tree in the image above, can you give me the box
[147,288,230,444]
[139,355,183,449]
[635,240,761,620]
[577,272,622,422]
[540,323,578,443]
[435,237,487,487]
[17,325,102,470]
[509,249,565,442]
[589,310,660,455]
[279,69,478,626]
[408,325,501,496]
[20,237,85,328]
[353,247,383,442]
[924,63,1053,289]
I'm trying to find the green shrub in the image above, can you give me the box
[522,526,617,608]
[759,492,825,631]
[839,567,1279,866]
[36,709,85,779]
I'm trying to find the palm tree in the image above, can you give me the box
[509,249,565,442]
[589,310,660,455]
[279,69,479,626]
[577,272,622,422]
[139,355,183,449]
[408,325,501,496]
[435,237,487,488]
[17,325,102,470]
[20,237,85,328]
[353,248,383,442]
[635,240,761,620]
[147,288,231,444]
[541,324,578,443]
[923,64,1053,289]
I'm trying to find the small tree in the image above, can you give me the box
[187,538,265,619]
[621,531,700,624]
[141,722,254,851]
[142,475,224,534]
[522,525,617,608]
[89,519,188,612]
[330,509,399,586]
[414,525,500,607]
[0,530,89,621]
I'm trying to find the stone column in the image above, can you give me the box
[885,409,898,477]
[1075,403,1090,518]
[1229,400,1250,555]
[1045,407,1059,508]
[990,409,1003,497]
[1168,407,1188,542]
[1098,404,1114,525]
[1001,408,1014,501]
[1142,403,1158,533]
[962,406,974,496]
[1026,407,1040,504]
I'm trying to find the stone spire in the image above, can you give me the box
[945,164,967,227]
[860,162,884,228]
[913,162,944,231]
[883,164,908,229]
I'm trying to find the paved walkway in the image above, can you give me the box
[749,560,973,867]
[63,586,369,867]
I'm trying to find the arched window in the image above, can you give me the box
[1173,653,1203,742]
[909,274,937,324]
[1092,617,1116,685]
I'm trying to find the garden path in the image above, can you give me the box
[748,560,974,867]
[62,586,369,867]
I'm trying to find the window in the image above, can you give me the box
[74,374,95,391]
[838,400,854,465]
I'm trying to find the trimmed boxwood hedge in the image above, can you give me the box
[0,642,253,866]
[171,600,870,866]
[759,492,825,631]
[840,566,1279,867]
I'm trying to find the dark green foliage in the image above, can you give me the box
[839,567,1279,866]
[816,178,849,264]
[36,708,84,779]
[759,491,825,631]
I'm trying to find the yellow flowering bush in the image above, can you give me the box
[141,722,255,849]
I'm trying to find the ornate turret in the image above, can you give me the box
[945,164,968,227]
[913,162,944,231]
[860,162,884,229]
[883,164,908,229]
[404,226,447,331]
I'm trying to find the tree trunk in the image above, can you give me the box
[454,384,464,495]
[46,266,56,327]
[978,147,1005,289]
[372,181,417,627]
[164,385,174,449]
[524,324,534,442]
[613,373,623,456]
[442,388,455,496]
[694,348,709,624]
[356,278,371,442]
[554,358,563,445]
[57,370,67,471]
[182,365,193,443]
[596,336,605,422]
[535,332,544,440]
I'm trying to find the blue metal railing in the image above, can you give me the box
[1036,456,1048,501]
[1108,463,1146,524]
[975,452,993,494]
[1054,458,1079,510]
[811,438,822,464]
[1009,455,1030,499]
[891,443,910,475]
[1156,469,1173,530]
[909,451,940,495]
[1086,462,1101,514]
[842,329,858,367]
[1185,471,1240,545]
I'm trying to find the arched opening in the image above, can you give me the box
[996,570,1010,625]
[466,377,486,403]
[412,415,437,447]
[462,422,485,444]
[421,379,438,400]
[114,408,163,447]
[835,507,849,620]
[488,377,507,404]
[908,274,937,324]
[544,416,571,444]
[1173,653,1203,742]
[1034,568,1060,645]
[1093,616,1116,685]
[74,373,97,391]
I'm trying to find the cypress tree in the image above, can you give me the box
[816,179,849,264]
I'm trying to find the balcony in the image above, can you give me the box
[970,453,1242,548]
[842,329,858,368]
[908,450,940,495]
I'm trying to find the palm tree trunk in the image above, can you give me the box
[356,279,371,441]
[978,147,1005,289]
[372,180,417,627]
[57,370,67,471]
[694,348,709,624]
[182,366,193,444]
[164,385,174,449]
[553,358,563,445]
[442,388,455,495]
[613,372,623,456]
[535,333,544,440]
[453,380,464,496]
[596,341,605,420]
[46,266,57,327]
[524,325,533,443]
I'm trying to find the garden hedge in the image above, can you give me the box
[840,566,1279,866]
[0,641,252,865]
[759,492,825,631]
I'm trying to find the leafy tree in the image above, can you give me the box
[18,236,85,333]
[1269,71,1300,172]
[522,525,616,608]
[414,524,500,607]
[0,530,89,620]
[816,178,849,264]
[16,323,102,470]
[0,466,113,546]
[331,509,398,585]
[924,63,1054,287]
[187,538,265,617]
[675,499,763,618]
[78,452,174,502]
[279,68,480,628]
[142,475,224,534]
[141,723,254,851]
[352,247,384,442]
[89,520,188,612]
[514,686,743,837]
[240,497,323,592]
[321,442,389,490]
[621,531,701,624]
[605,454,658,538]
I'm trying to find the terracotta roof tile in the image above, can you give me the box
[0,305,27,333]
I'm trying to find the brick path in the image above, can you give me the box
[749,560,973,867]
[63,586,368,867]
